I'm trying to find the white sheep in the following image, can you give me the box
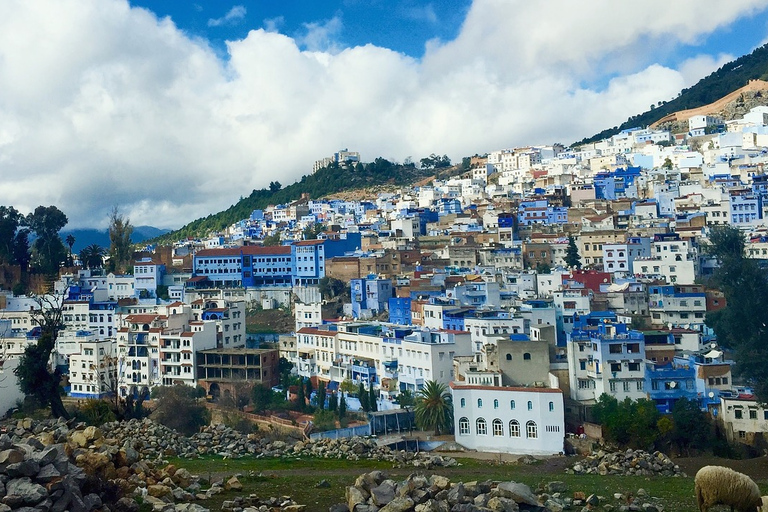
[694,465,762,512]
[760,496,768,512]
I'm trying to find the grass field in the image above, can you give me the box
[165,454,716,511]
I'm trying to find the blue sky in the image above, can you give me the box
[3,0,768,230]
[131,1,472,58]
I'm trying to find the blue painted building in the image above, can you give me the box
[645,360,698,413]
[388,297,412,325]
[350,276,394,318]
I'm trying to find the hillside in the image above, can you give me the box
[575,43,768,145]
[62,226,169,253]
[153,158,466,244]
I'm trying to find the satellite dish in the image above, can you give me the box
[708,392,715,398]
[669,381,677,388]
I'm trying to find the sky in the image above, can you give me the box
[2,1,768,230]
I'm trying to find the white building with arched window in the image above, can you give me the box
[451,381,564,455]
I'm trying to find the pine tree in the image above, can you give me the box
[565,235,582,269]
[328,392,337,412]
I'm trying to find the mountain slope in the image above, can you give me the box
[62,226,169,253]
[575,43,768,145]
[153,159,462,244]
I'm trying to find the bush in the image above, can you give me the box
[151,384,211,435]
[312,410,337,432]
[220,412,257,434]
[78,399,116,426]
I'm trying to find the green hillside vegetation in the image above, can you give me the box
[575,43,768,146]
[153,157,464,244]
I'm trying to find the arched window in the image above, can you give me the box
[477,398,483,408]
[476,418,487,435]
[509,420,520,437]
[549,401,554,412]
[458,417,470,435]
[493,399,499,409]
[460,398,466,408]
[523,352,531,360]
[526,420,538,439]
[505,353,512,360]
[527,400,533,410]
[510,400,516,409]
[492,418,503,436]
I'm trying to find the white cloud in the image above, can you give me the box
[294,15,344,53]
[263,16,285,33]
[207,5,246,27]
[678,53,736,88]
[0,0,767,230]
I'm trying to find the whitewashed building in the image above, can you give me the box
[451,378,564,455]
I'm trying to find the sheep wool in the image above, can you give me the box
[694,465,762,512]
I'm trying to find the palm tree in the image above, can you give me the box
[79,244,105,270]
[65,234,75,266]
[414,380,453,436]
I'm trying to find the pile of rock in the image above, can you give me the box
[2,416,459,470]
[221,493,305,512]
[333,471,667,512]
[0,418,210,512]
[0,431,102,512]
[567,448,686,477]
[289,438,458,468]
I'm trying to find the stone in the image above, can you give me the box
[224,476,242,491]
[83,493,103,511]
[316,479,331,488]
[486,496,519,512]
[0,449,25,468]
[446,482,465,504]
[430,475,451,491]
[346,485,368,511]
[496,482,538,506]
[371,482,396,506]
[547,481,567,493]
[5,477,48,505]
[379,496,414,512]
[147,485,172,498]
[5,460,40,478]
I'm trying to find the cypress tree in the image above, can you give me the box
[338,392,347,420]
[369,385,378,412]
[358,381,370,412]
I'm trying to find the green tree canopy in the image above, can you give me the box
[414,381,453,435]
[27,205,68,276]
[705,225,768,400]
[592,394,661,449]
[670,397,714,454]
[0,206,24,265]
